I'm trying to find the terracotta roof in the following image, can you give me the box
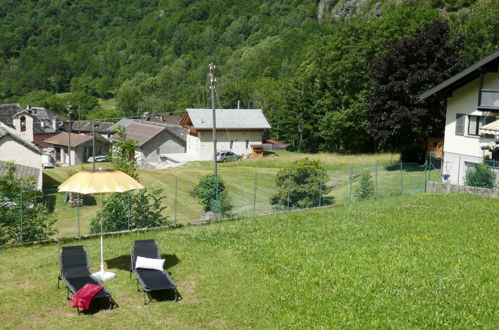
[42,132,95,147]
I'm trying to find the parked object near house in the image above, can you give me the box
[43,132,110,166]
[251,144,264,158]
[421,50,499,185]
[216,150,241,162]
[427,138,444,159]
[0,127,43,189]
[180,108,271,161]
[110,122,186,169]
[263,139,290,151]
[42,154,56,168]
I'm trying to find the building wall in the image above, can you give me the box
[140,131,186,163]
[52,140,109,165]
[0,136,41,169]
[34,133,58,149]
[187,130,263,160]
[443,72,499,184]
[13,115,34,142]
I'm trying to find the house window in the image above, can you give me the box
[20,116,26,132]
[455,113,465,136]
[464,161,477,174]
[230,140,233,149]
[468,115,496,136]
[245,140,249,149]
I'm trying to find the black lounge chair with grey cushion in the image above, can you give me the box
[57,246,115,313]
[130,239,180,304]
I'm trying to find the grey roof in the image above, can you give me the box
[141,121,187,142]
[0,127,40,153]
[184,109,271,129]
[147,115,181,125]
[107,118,140,132]
[420,50,499,100]
[13,106,68,134]
[0,160,41,188]
[0,103,22,127]
[110,122,167,147]
[110,122,186,147]
[72,120,114,133]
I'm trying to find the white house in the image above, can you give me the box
[179,108,271,161]
[0,127,43,189]
[42,132,110,166]
[420,50,499,185]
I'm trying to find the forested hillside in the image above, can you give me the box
[0,0,497,153]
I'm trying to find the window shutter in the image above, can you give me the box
[455,113,465,136]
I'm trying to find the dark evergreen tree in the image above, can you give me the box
[366,20,465,151]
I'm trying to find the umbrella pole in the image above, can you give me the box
[100,214,104,273]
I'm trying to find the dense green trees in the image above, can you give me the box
[0,0,496,153]
[366,20,465,150]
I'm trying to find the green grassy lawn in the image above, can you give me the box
[0,193,497,328]
[40,153,444,239]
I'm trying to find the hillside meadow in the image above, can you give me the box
[37,152,442,239]
[0,193,497,328]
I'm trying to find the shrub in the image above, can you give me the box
[89,185,168,233]
[400,144,426,164]
[192,175,232,216]
[464,163,496,189]
[0,162,56,244]
[271,158,331,209]
[355,173,376,201]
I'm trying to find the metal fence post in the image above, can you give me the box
[127,192,131,230]
[174,176,178,225]
[77,192,80,237]
[400,162,403,195]
[19,187,23,243]
[375,162,378,198]
[457,156,461,185]
[287,170,291,210]
[318,169,323,207]
[252,172,257,216]
[349,166,353,202]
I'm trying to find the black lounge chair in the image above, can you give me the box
[57,245,115,314]
[130,239,180,304]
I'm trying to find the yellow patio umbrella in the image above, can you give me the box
[59,169,145,281]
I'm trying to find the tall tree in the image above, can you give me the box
[366,20,465,151]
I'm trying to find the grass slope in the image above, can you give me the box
[40,153,443,239]
[0,193,496,328]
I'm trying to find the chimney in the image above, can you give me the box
[40,120,45,128]
[52,118,57,131]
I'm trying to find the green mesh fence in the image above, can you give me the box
[1,161,446,246]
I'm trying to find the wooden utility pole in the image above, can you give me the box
[209,63,218,176]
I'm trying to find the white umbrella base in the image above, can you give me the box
[92,270,116,282]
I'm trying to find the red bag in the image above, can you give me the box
[71,283,104,310]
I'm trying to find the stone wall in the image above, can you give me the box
[426,181,499,198]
